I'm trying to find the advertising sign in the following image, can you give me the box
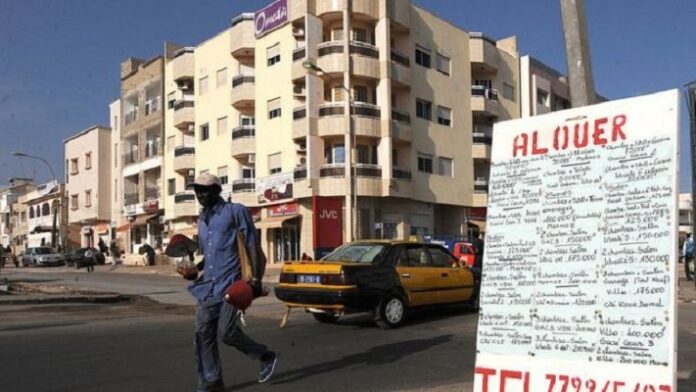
[256,172,293,205]
[255,0,288,38]
[268,202,298,217]
[313,196,343,259]
[474,90,679,392]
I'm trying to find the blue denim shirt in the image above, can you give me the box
[188,198,259,303]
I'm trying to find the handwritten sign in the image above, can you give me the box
[474,90,679,392]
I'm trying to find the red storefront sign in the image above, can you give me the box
[268,202,298,217]
[143,200,159,213]
[248,207,261,221]
[312,196,343,258]
[469,207,487,221]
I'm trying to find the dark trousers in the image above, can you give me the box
[686,254,694,280]
[86,260,94,272]
[194,297,268,390]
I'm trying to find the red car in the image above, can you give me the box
[452,242,476,267]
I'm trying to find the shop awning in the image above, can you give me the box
[31,225,54,234]
[255,214,300,230]
[116,222,131,232]
[172,227,199,238]
[115,213,160,232]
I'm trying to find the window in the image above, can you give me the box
[353,85,368,103]
[70,158,79,175]
[114,143,118,167]
[437,106,452,126]
[29,207,34,219]
[199,76,208,95]
[392,149,399,166]
[216,68,227,88]
[114,179,118,202]
[85,152,92,169]
[436,53,451,75]
[267,43,281,66]
[503,83,516,101]
[217,166,229,185]
[352,28,367,43]
[42,203,50,216]
[537,89,549,106]
[415,45,431,68]
[416,99,432,120]
[428,246,456,267]
[200,123,209,141]
[474,79,493,89]
[167,136,175,152]
[438,156,453,177]
[168,179,175,196]
[71,195,78,210]
[332,27,344,41]
[356,144,378,165]
[240,115,255,126]
[417,153,433,173]
[268,98,281,119]
[217,116,228,136]
[85,190,92,207]
[325,144,345,164]
[20,211,26,222]
[268,153,282,174]
[242,166,255,179]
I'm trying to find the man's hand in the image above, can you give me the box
[177,265,199,281]
[248,278,265,298]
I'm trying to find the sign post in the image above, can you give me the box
[474,90,679,392]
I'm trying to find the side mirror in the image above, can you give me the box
[165,234,198,258]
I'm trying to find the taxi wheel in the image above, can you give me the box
[313,313,340,323]
[375,294,406,329]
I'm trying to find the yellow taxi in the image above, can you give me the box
[274,241,478,328]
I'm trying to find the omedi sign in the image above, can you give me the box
[474,90,679,392]
[255,0,288,38]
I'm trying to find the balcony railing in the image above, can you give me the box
[318,102,381,118]
[124,193,139,206]
[474,178,489,192]
[123,149,139,165]
[124,110,138,125]
[355,163,382,177]
[173,99,194,111]
[392,168,412,180]
[471,86,499,100]
[391,107,411,123]
[294,166,307,180]
[174,146,195,157]
[145,97,161,116]
[174,191,196,203]
[145,186,160,201]
[293,106,307,120]
[144,141,162,159]
[232,179,255,193]
[317,41,379,59]
[232,74,255,88]
[390,49,410,67]
[473,132,493,145]
[320,163,345,177]
[231,125,255,140]
[293,47,306,61]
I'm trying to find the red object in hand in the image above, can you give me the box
[224,280,254,311]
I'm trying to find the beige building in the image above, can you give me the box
[110,99,124,250]
[156,0,520,263]
[1,178,34,249]
[64,125,112,248]
[520,55,571,118]
[23,181,71,249]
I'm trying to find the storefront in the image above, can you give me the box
[255,202,301,263]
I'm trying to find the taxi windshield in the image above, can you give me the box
[322,243,387,263]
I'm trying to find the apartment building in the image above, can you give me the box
[64,125,112,248]
[520,55,572,118]
[0,178,34,248]
[118,50,168,257]
[23,181,71,249]
[159,0,518,262]
[680,193,692,241]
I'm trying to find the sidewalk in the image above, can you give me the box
[107,262,284,282]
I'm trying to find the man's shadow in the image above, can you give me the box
[226,334,453,390]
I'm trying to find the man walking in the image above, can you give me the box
[84,247,95,273]
[180,173,277,392]
[684,233,694,281]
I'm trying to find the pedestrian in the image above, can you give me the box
[84,247,95,273]
[683,233,694,281]
[141,243,156,266]
[110,241,121,265]
[301,252,312,261]
[180,173,277,392]
[98,238,108,255]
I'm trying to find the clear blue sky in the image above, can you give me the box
[1,0,694,190]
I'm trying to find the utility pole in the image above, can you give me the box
[560,0,596,107]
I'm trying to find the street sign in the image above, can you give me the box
[474,90,679,392]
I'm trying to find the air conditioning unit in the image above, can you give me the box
[292,27,305,38]
[248,154,256,163]
[187,124,195,133]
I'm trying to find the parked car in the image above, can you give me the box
[274,241,478,329]
[65,248,106,268]
[423,235,478,267]
[21,247,65,267]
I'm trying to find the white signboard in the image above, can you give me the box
[474,90,679,392]
[256,172,293,205]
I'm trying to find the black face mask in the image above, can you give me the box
[194,185,221,209]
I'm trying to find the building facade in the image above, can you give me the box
[64,125,113,248]
[0,178,34,248]
[23,181,70,249]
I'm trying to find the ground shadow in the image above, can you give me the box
[225,334,453,390]
[679,370,696,390]
[321,303,478,329]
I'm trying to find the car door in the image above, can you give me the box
[395,244,442,306]
[426,245,475,303]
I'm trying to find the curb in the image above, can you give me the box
[0,294,128,306]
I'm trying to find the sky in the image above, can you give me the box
[0,0,695,190]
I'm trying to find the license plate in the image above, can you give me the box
[298,275,321,284]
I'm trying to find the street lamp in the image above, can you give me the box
[12,151,61,249]
[303,61,358,242]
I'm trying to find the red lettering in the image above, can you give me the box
[531,131,549,155]
[546,374,557,392]
[593,117,608,145]
[512,134,528,157]
[553,126,570,150]
[658,386,671,392]
[573,121,589,148]
[613,381,626,392]
[475,367,497,392]
[500,369,526,392]
[612,114,627,141]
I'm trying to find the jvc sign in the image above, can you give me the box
[255,0,288,38]
[312,196,343,259]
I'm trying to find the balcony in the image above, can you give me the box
[316,41,380,79]
[143,141,162,160]
[173,146,195,172]
[172,99,195,130]
[390,49,411,87]
[470,34,499,73]
[291,47,307,80]
[474,178,489,193]
[145,186,161,201]
[471,86,499,117]
[122,148,139,166]
[173,191,198,218]
[355,163,382,177]
[317,102,381,138]
[294,166,307,181]
[171,49,194,81]
[230,75,255,109]
[230,126,255,158]
[391,108,412,143]
[144,97,161,116]
[315,0,377,17]
[124,109,138,126]
[229,15,255,58]
[124,192,139,206]
[232,179,255,193]
[388,0,410,30]
[293,106,308,139]
[320,163,345,178]
[392,168,412,181]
